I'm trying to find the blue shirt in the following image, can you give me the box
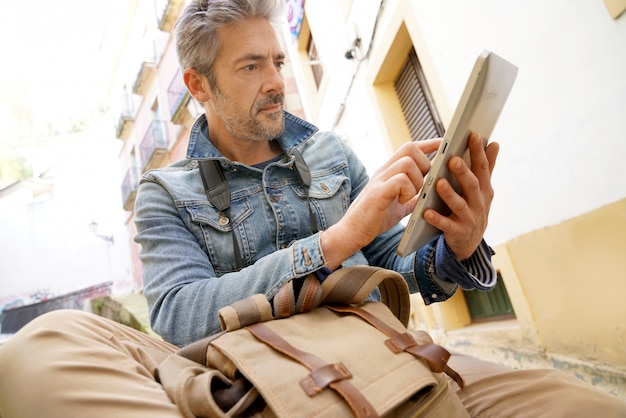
[134,112,497,346]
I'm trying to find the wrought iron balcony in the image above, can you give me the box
[167,69,191,124]
[139,120,169,171]
[114,93,137,139]
[132,53,157,96]
[121,167,140,211]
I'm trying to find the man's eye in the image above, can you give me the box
[275,61,285,70]
[244,64,257,71]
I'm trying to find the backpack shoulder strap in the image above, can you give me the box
[217,266,411,331]
[198,159,243,269]
[198,159,230,212]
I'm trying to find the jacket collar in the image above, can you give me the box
[186,111,319,160]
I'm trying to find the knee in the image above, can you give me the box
[0,310,101,356]
[22,309,91,330]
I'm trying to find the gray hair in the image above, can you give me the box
[175,0,284,87]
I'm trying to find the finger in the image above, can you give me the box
[374,140,436,177]
[373,154,425,194]
[459,134,496,206]
[468,133,498,182]
[467,133,489,176]
[448,154,482,209]
[414,138,442,156]
[388,172,420,205]
[423,204,462,235]
[403,139,441,179]
[423,207,446,229]
[484,141,499,176]
[435,178,472,220]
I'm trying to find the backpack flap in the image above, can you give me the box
[210,302,438,417]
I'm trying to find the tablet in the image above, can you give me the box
[396,50,518,257]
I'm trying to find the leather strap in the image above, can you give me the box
[272,280,296,319]
[326,305,465,388]
[294,274,322,313]
[246,322,380,418]
[272,274,322,318]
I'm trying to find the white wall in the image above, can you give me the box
[299,0,626,244]
[0,116,133,304]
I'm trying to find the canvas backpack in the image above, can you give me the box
[157,266,469,417]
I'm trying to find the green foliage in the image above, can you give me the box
[0,154,33,182]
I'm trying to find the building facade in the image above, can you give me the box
[286,0,626,398]
[111,0,626,398]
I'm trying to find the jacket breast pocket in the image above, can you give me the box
[186,199,256,274]
[297,173,350,230]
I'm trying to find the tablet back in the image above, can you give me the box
[396,50,518,257]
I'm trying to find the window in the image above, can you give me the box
[464,272,516,322]
[306,34,324,89]
[295,13,326,119]
[394,48,445,142]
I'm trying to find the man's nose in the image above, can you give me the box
[263,65,284,94]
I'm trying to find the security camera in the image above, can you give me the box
[344,37,362,60]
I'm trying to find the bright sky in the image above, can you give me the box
[0,0,117,140]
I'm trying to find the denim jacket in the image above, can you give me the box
[134,112,497,346]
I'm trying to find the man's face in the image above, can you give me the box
[210,17,286,142]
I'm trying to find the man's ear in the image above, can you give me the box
[183,68,211,103]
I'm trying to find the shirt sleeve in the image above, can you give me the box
[414,236,497,305]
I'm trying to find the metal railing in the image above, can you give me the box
[167,69,190,120]
[114,92,137,138]
[121,167,140,210]
[139,120,168,168]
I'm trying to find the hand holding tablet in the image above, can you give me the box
[396,50,518,257]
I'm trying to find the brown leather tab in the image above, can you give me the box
[405,343,450,373]
[300,362,353,396]
[246,323,380,417]
[385,332,419,354]
[404,343,463,388]
[326,305,465,389]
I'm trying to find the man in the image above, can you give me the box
[0,1,624,417]
[134,0,498,348]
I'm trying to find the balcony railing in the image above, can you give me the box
[114,92,137,139]
[132,50,157,95]
[139,120,169,170]
[121,167,140,211]
[167,69,191,123]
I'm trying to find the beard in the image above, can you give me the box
[212,88,285,142]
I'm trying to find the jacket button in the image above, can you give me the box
[219,215,230,226]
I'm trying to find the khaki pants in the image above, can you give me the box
[0,310,624,418]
